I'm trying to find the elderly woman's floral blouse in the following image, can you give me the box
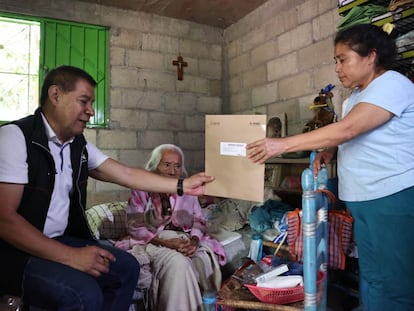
[125,189,227,265]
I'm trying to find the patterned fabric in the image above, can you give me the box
[86,202,128,239]
[286,206,353,270]
[328,210,354,270]
[117,190,227,265]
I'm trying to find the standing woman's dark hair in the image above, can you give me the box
[334,24,397,70]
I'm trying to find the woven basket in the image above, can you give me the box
[244,271,325,304]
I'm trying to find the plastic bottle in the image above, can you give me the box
[202,290,217,311]
[248,233,263,262]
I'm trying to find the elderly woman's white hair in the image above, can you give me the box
[145,144,188,177]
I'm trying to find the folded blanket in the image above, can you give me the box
[249,199,293,233]
[337,4,388,30]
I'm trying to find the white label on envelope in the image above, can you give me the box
[220,142,246,157]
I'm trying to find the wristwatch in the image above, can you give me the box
[177,178,184,196]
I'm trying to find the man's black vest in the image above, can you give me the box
[0,108,94,296]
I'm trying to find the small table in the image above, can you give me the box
[217,260,303,311]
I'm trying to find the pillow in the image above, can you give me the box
[86,201,128,240]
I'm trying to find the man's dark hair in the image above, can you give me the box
[40,65,97,106]
[334,24,397,69]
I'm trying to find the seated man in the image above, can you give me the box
[0,66,214,310]
[116,144,226,311]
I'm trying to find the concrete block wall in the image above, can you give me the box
[0,0,223,206]
[0,0,350,206]
[223,0,347,135]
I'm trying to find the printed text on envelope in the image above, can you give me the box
[220,142,246,157]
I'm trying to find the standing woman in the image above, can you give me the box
[247,24,414,311]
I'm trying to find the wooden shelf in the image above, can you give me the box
[372,6,414,76]
[265,157,337,208]
[266,157,309,164]
[338,0,370,15]
[338,0,388,15]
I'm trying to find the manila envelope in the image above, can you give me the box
[205,114,266,202]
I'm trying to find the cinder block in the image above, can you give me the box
[119,149,150,167]
[136,71,176,92]
[110,88,122,108]
[165,93,197,113]
[111,67,141,88]
[279,72,313,100]
[110,28,142,49]
[251,41,278,67]
[185,114,205,131]
[177,132,205,149]
[126,50,164,70]
[297,0,319,24]
[210,44,223,61]
[110,46,126,66]
[176,76,209,94]
[252,81,278,107]
[199,59,222,79]
[298,38,335,70]
[142,33,179,54]
[278,23,313,55]
[228,53,250,76]
[312,10,337,41]
[139,131,175,149]
[229,91,251,112]
[148,112,186,130]
[226,39,241,59]
[209,80,222,98]
[267,53,298,81]
[196,96,222,113]
[180,39,211,59]
[84,129,97,145]
[98,129,137,149]
[150,15,190,38]
[122,89,164,110]
[111,108,147,129]
[242,28,266,53]
[313,63,341,92]
[243,65,266,89]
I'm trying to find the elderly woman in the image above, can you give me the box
[116,144,226,311]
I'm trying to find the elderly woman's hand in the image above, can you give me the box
[163,236,198,256]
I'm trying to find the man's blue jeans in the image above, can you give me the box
[21,236,140,311]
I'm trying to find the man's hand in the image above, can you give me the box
[64,246,116,277]
[184,173,215,196]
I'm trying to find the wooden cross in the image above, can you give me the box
[172,55,188,81]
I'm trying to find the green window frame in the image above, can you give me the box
[0,12,109,127]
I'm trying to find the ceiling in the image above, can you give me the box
[78,0,269,29]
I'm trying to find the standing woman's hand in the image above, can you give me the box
[247,138,287,164]
[312,148,337,176]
